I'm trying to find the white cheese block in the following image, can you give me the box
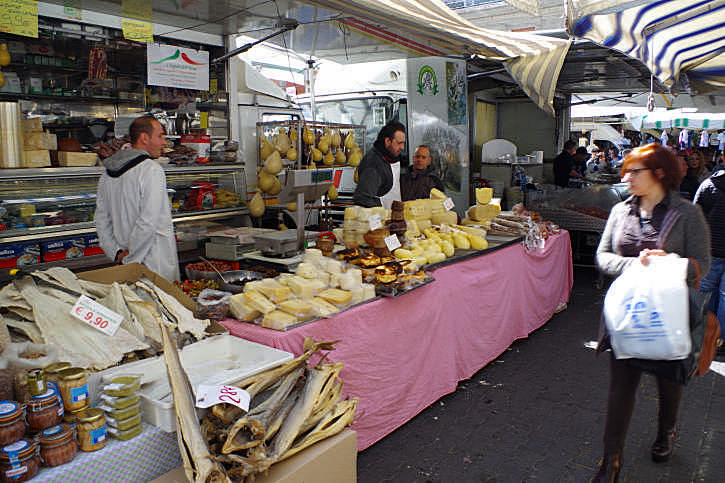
[57,151,98,167]
[431,211,458,226]
[244,290,276,314]
[22,150,51,168]
[468,203,501,222]
[262,310,298,330]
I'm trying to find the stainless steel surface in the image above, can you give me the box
[253,230,319,256]
[218,270,265,294]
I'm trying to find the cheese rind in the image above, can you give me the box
[310,297,339,317]
[468,203,501,222]
[475,187,493,205]
[22,150,51,168]
[262,310,297,330]
[24,132,57,150]
[229,294,261,322]
[244,290,276,314]
[317,288,353,306]
[278,298,315,320]
[430,188,446,200]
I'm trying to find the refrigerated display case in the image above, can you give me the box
[0,165,247,280]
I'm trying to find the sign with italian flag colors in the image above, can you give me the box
[147,43,209,90]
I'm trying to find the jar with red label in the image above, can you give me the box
[24,389,62,432]
[0,439,40,483]
[0,402,25,447]
[38,424,77,467]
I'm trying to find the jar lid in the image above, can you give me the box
[0,439,36,461]
[39,424,73,445]
[75,407,104,423]
[43,362,72,375]
[58,367,86,381]
[25,389,57,406]
[0,401,22,422]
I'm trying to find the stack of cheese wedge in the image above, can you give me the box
[229,248,376,330]
[462,188,501,225]
[392,223,488,265]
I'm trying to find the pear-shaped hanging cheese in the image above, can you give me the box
[328,185,338,200]
[249,190,265,217]
[264,150,283,175]
[311,147,323,162]
[348,149,362,167]
[323,151,334,166]
[267,176,282,196]
[274,128,290,156]
[303,126,315,145]
[258,170,277,193]
[344,131,355,150]
[289,127,298,142]
[353,167,359,183]
[318,135,330,154]
[286,147,297,162]
[331,130,342,147]
[334,149,346,165]
[260,137,274,160]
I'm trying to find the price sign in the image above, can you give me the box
[384,234,402,251]
[196,385,250,411]
[70,295,123,336]
[368,214,382,230]
[443,197,455,211]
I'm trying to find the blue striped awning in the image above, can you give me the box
[566,0,725,95]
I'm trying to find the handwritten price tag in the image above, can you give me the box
[384,234,402,251]
[368,214,382,230]
[443,197,455,211]
[196,385,250,411]
[70,295,123,336]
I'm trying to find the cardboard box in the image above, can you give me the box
[0,242,41,269]
[150,430,357,483]
[83,235,104,256]
[77,263,228,336]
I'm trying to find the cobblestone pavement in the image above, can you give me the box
[357,266,725,482]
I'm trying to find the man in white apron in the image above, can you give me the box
[353,121,406,208]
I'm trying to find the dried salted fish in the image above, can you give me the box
[32,267,84,293]
[268,364,340,459]
[78,279,112,299]
[136,278,210,339]
[277,398,357,462]
[298,376,343,435]
[160,321,230,483]
[100,283,145,341]
[0,283,31,313]
[263,386,300,443]
[14,277,148,370]
[120,284,164,343]
[2,313,43,343]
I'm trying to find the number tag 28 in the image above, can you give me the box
[196,385,250,411]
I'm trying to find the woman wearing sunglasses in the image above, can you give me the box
[591,143,711,482]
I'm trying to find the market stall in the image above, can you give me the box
[220,231,573,450]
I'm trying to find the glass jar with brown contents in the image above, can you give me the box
[75,408,106,452]
[0,439,40,483]
[0,402,26,447]
[38,424,77,467]
[24,389,62,433]
[57,367,88,412]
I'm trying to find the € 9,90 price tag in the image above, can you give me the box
[196,385,250,411]
[70,295,123,336]
[384,234,402,251]
[443,197,455,211]
[368,214,382,231]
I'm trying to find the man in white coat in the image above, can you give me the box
[94,116,180,281]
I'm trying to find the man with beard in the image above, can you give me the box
[353,120,406,208]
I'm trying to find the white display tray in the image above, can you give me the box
[89,335,293,432]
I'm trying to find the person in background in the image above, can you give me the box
[681,149,712,201]
[400,145,445,201]
[353,120,405,208]
[677,150,698,200]
[593,143,711,482]
[587,146,606,172]
[574,147,589,175]
[695,150,725,353]
[718,130,725,157]
[95,115,180,282]
[609,147,623,168]
[554,140,582,187]
[700,129,710,148]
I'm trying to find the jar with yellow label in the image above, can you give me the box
[0,439,40,483]
[24,389,62,433]
[57,368,88,412]
[75,408,106,452]
[0,402,25,447]
[42,362,71,397]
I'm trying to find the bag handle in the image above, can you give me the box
[689,257,702,290]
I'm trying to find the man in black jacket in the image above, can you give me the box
[694,152,725,346]
[353,121,406,208]
[400,145,445,201]
[553,140,583,187]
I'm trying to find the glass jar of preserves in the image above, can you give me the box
[75,408,106,452]
[24,389,62,432]
[38,424,77,467]
[57,367,88,412]
[0,402,25,447]
[62,406,88,426]
[42,362,71,396]
[0,439,40,483]
[25,369,46,397]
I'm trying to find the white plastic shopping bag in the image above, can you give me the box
[603,254,691,360]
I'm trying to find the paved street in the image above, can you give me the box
[357,266,725,482]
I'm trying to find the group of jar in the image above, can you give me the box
[0,363,107,482]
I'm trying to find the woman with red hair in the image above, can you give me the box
[592,143,711,482]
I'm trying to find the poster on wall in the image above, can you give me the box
[147,44,209,91]
[446,62,466,126]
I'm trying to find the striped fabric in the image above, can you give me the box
[566,0,725,94]
[627,109,725,130]
[302,0,570,114]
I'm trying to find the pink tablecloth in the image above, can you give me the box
[221,232,573,451]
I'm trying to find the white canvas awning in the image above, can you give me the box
[566,0,725,95]
[627,109,725,130]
